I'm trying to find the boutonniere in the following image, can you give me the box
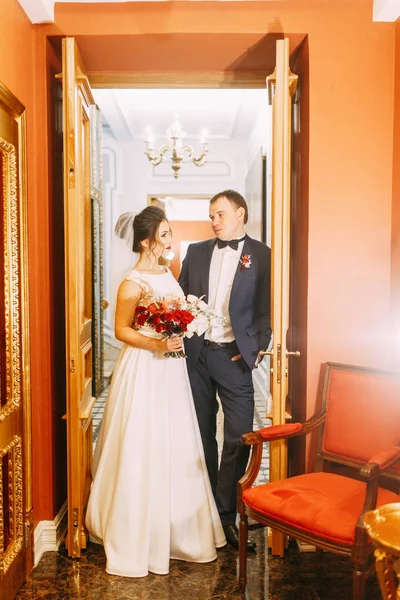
[240,254,251,271]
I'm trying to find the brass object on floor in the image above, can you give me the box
[364,503,400,600]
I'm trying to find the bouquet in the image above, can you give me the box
[133,294,224,358]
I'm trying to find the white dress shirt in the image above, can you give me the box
[205,239,245,343]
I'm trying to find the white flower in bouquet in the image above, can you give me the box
[186,315,209,338]
[184,295,225,339]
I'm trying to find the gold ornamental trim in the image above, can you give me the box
[0,435,23,574]
[90,106,104,395]
[0,137,22,422]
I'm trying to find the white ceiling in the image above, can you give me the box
[93,88,269,143]
[18,0,400,24]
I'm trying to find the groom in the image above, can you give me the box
[179,190,271,551]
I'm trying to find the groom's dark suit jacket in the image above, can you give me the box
[179,235,271,371]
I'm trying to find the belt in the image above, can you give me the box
[204,339,237,350]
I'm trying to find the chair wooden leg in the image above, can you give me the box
[239,513,249,592]
[353,567,366,600]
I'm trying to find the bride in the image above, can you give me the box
[85,206,226,577]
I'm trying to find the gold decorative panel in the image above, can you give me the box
[0,435,23,575]
[0,80,32,594]
[0,138,22,422]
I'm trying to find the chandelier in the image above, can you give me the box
[144,121,208,179]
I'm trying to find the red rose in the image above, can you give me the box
[181,311,194,324]
[136,313,148,326]
[172,310,184,322]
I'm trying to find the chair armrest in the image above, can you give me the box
[355,445,400,537]
[359,446,400,481]
[241,409,326,446]
[258,422,303,440]
[237,410,326,506]
[369,446,400,470]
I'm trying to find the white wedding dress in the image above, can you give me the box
[85,268,226,577]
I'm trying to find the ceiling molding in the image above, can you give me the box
[373,0,400,22]
[20,0,149,24]
[94,89,269,145]
[18,0,55,23]
[100,92,135,140]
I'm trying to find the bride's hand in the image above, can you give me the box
[157,337,184,353]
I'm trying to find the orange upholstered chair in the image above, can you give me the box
[237,362,400,600]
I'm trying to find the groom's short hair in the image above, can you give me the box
[209,190,249,224]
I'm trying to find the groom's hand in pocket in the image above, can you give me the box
[231,354,242,362]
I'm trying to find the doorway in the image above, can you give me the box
[92,87,273,481]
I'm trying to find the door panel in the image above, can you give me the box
[0,83,32,600]
[266,38,298,555]
[62,38,95,557]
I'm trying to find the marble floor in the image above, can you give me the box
[16,533,381,599]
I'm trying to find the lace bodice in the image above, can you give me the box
[125,268,183,301]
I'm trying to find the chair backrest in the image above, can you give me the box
[319,363,400,479]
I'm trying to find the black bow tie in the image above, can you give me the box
[217,236,246,250]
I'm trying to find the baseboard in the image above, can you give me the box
[296,539,317,552]
[34,500,68,566]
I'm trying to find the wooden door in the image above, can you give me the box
[266,38,299,555]
[0,83,32,599]
[62,38,95,558]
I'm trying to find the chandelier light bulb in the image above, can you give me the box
[145,127,154,150]
[144,120,208,179]
[200,128,208,145]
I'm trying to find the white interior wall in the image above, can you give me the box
[102,130,126,341]
[119,138,247,215]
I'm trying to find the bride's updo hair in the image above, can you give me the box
[133,206,168,253]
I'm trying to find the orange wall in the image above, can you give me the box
[50,0,396,448]
[169,221,213,280]
[0,0,57,524]
[391,17,400,371]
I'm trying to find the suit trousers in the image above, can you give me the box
[187,342,254,526]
